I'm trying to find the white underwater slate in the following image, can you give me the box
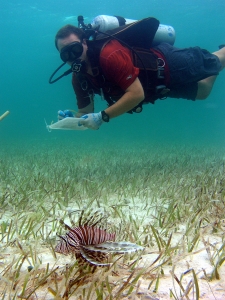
[46,117,88,131]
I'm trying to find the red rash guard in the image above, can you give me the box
[99,40,139,90]
[72,40,140,109]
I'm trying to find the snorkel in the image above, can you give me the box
[48,62,71,84]
[49,41,85,84]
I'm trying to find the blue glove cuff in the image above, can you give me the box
[64,110,74,118]
[58,110,74,119]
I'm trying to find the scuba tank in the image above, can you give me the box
[49,15,175,85]
[90,15,175,46]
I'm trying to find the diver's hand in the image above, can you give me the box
[78,112,103,130]
[58,110,74,120]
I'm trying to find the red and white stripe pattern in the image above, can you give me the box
[55,225,116,257]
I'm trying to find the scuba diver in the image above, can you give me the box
[49,16,225,130]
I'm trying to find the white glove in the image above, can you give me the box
[78,112,103,130]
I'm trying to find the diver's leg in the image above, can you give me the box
[196,75,217,99]
[213,46,225,70]
[196,47,225,100]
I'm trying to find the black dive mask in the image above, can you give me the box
[60,41,83,63]
[49,42,84,84]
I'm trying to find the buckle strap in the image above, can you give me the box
[155,85,170,99]
[157,57,165,79]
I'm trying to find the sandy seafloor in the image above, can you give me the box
[1,200,225,300]
[0,140,225,299]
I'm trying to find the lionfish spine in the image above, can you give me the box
[55,225,115,256]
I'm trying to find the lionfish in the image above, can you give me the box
[55,212,144,266]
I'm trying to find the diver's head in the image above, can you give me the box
[55,25,88,65]
[49,25,89,84]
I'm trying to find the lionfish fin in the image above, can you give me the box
[83,241,144,254]
[80,248,111,266]
[78,210,85,226]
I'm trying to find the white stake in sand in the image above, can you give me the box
[0,111,10,122]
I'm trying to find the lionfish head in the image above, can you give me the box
[55,225,116,266]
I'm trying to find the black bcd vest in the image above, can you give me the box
[76,17,168,113]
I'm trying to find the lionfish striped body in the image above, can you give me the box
[55,225,116,266]
[55,212,144,266]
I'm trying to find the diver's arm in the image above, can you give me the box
[77,78,144,130]
[104,78,144,119]
[75,100,94,117]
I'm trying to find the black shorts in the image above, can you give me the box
[153,43,222,100]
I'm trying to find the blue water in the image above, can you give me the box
[0,0,225,147]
